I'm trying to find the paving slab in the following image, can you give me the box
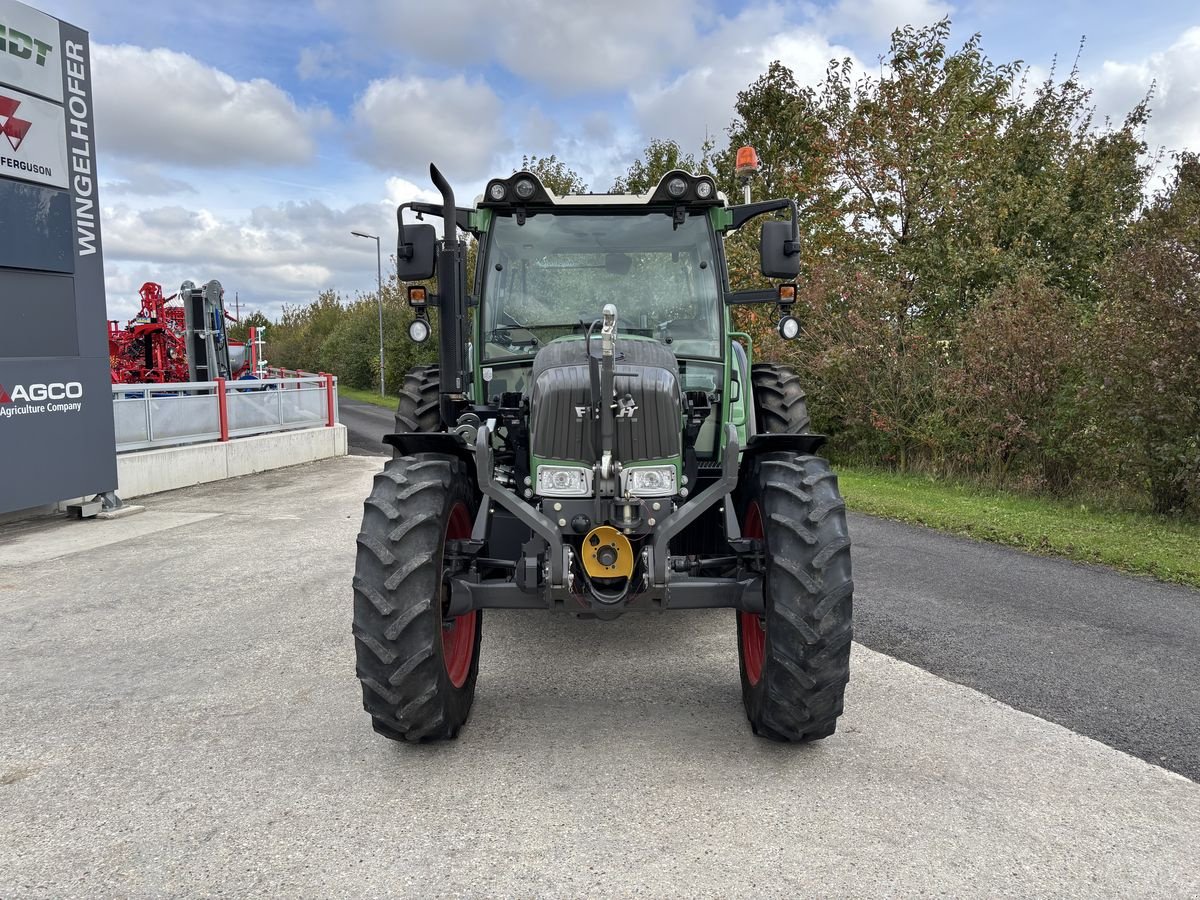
[1,456,1197,898]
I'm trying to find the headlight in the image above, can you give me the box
[536,465,592,497]
[666,177,688,198]
[623,465,677,497]
[488,182,507,201]
[695,180,714,199]
[514,178,536,199]
[408,318,431,343]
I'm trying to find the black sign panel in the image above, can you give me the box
[0,2,116,513]
[0,180,73,272]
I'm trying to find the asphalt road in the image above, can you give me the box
[851,514,1200,781]
[2,457,1198,898]
[341,408,1200,782]
[338,396,394,456]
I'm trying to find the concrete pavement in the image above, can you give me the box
[2,456,1198,898]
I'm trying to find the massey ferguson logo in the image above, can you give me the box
[0,382,85,419]
[0,94,32,152]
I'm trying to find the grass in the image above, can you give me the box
[338,385,399,409]
[836,465,1200,588]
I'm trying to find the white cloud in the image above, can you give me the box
[104,163,196,197]
[94,45,332,167]
[822,0,952,41]
[315,0,707,92]
[631,9,860,157]
[101,192,403,321]
[493,0,702,93]
[313,0,485,67]
[351,75,505,180]
[296,43,348,81]
[1090,27,1200,154]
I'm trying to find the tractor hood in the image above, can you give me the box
[529,336,683,466]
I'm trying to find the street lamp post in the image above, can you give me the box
[351,230,385,397]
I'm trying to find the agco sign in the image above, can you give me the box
[0,379,85,418]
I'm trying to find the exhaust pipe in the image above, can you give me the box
[429,163,468,406]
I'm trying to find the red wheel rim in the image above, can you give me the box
[739,501,766,686]
[442,502,476,688]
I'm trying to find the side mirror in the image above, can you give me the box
[397,223,437,281]
[760,220,800,279]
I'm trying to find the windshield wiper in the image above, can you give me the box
[490,310,542,347]
[488,324,540,348]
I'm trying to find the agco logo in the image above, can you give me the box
[0,94,32,152]
[0,381,85,420]
[1,382,83,402]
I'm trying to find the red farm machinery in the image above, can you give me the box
[108,280,264,385]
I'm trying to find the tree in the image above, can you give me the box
[517,154,587,195]
[227,310,269,343]
[1084,154,1200,513]
[611,138,712,193]
[818,21,1022,325]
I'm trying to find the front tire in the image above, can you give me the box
[352,455,482,741]
[737,453,852,741]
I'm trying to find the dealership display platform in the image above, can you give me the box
[1,456,1197,897]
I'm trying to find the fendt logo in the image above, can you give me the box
[0,23,54,68]
[0,381,85,419]
[0,94,32,152]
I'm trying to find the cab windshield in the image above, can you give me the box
[481,210,722,360]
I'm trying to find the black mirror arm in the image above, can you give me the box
[729,198,800,254]
[784,197,801,256]
[396,202,417,260]
[405,201,477,237]
[396,201,478,257]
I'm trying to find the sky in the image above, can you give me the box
[26,0,1200,322]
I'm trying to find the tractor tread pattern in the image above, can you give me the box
[751,362,812,435]
[740,453,853,742]
[352,455,481,742]
[394,365,441,442]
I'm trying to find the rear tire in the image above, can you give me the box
[737,453,852,742]
[352,454,482,741]
[395,365,441,435]
[751,363,811,434]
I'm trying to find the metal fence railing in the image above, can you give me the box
[112,375,339,453]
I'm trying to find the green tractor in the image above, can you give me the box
[352,157,852,742]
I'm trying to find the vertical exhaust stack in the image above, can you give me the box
[429,164,469,416]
